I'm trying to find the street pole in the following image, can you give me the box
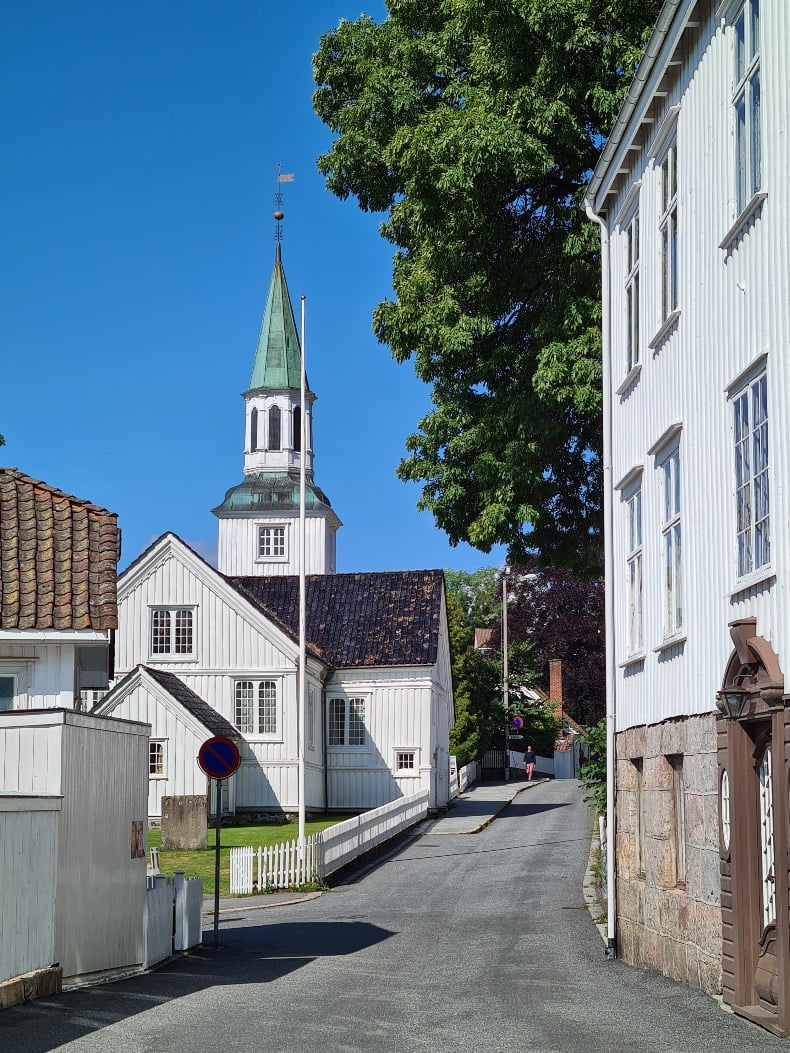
[213,777,222,950]
[502,567,509,782]
[298,295,307,853]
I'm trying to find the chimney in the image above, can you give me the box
[548,659,563,725]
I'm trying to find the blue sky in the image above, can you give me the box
[1,2,504,575]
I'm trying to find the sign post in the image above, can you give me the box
[197,736,241,950]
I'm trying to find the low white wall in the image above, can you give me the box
[144,875,174,969]
[0,795,61,983]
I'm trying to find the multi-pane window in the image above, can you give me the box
[733,372,769,577]
[396,750,416,771]
[329,697,366,747]
[661,449,682,636]
[733,0,761,214]
[626,489,643,654]
[624,212,640,372]
[258,526,286,559]
[268,406,281,450]
[150,608,194,656]
[235,680,277,736]
[149,740,166,777]
[659,143,678,321]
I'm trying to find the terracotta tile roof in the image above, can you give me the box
[227,569,445,668]
[0,468,119,630]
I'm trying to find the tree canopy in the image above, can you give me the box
[313,0,658,576]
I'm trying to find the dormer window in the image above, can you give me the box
[268,406,281,450]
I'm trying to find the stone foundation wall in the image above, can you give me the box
[615,713,721,994]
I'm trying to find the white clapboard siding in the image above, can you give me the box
[218,514,335,577]
[599,2,790,731]
[0,796,61,982]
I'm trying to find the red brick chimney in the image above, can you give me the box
[548,659,563,726]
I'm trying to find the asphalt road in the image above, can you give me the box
[2,779,786,1053]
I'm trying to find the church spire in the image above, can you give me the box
[246,243,305,394]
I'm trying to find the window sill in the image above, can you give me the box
[149,775,168,781]
[148,655,197,663]
[654,633,687,654]
[328,746,370,753]
[719,191,767,251]
[730,568,775,600]
[616,363,642,396]
[619,652,646,669]
[648,309,680,350]
[239,735,283,744]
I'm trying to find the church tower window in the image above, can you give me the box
[293,406,301,452]
[250,407,258,451]
[268,406,281,450]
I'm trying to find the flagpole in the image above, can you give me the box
[298,294,307,852]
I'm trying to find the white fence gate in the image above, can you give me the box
[144,869,203,969]
[229,789,429,894]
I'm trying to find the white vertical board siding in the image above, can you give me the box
[605,3,790,732]
[0,796,60,982]
[0,712,63,794]
[56,714,149,978]
[217,514,334,576]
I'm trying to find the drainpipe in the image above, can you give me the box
[584,194,617,961]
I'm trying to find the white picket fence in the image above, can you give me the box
[229,789,429,894]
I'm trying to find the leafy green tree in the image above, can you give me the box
[313,1,659,576]
[579,717,606,815]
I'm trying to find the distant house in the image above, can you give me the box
[97,243,454,818]
[0,467,120,711]
[585,0,790,1034]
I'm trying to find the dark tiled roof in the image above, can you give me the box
[227,570,445,668]
[142,666,239,739]
[0,468,119,631]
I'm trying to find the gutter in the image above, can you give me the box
[583,196,617,961]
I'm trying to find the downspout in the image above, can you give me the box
[584,195,617,961]
[321,668,333,816]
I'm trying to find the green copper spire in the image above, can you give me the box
[247,243,305,393]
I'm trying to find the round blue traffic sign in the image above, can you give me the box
[198,736,241,779]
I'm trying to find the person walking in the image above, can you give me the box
[524,745,536,782]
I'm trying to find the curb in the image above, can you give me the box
[204,890,324,915]
[582,821,607,945]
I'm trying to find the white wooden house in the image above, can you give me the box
[98,242,454,818]
[0,468,120,711]
[585,0,790,1034]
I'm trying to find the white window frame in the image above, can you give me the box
[731,368,770,580]
[626,486,644,657]
[732,0,761,217]
[659,140,678,323]
[0,673,16,712]
[0,660,36,709]
[394,748,419,773]
[328,695,368,749]
[149,739,167,779]
[149,607,195,659]
[256,524,288,563]
[234,679,281,739]
[624,210,640,374]
[659,445,682,639]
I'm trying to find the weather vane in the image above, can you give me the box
[274,162,294,242]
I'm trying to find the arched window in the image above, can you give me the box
[250,407,258,451]
[293,406,301,452]
[268,406,281,450]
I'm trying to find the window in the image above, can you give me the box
[733,0,761,215]
[624,211,640,372]
[235,680,278,736]
[659,142,678,321]
[0,676,14,712]
[307,685,316,749]
[396,750,416,771]
[250,407,258,452]
[150,608,194,656]
[329,696,366,747]
[626,488,643,654]
[149,740,166,777]
[733,371,769,577]
[268,405,281,450]
[668,755,686,885]
[660,448,682,636]
[257,525,286,560]
[293,406,301,452]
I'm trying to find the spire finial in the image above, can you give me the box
[274,164,294,247]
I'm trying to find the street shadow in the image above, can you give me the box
[502,800,571,818]
[0,920,395,1053]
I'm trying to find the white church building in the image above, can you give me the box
[97,242,454,819]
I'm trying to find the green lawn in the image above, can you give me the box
[147,817,354,896]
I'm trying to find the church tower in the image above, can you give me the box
[212,242,341,576]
